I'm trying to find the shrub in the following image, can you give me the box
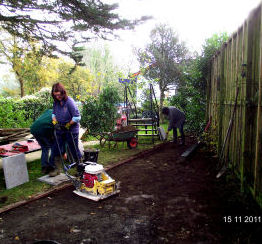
[0,97,31,128]
[0,88,53,128]
[168,86,205,135]
[81,96,101,135]
[20,88,53,121]
[81,86,120,137]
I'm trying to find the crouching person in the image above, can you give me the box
[30,109,55,174]
[162,106,186,145]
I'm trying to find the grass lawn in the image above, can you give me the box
[0,160,53,208]
[0,124,174,209]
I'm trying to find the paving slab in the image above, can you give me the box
[38,173,72,186]
[2,153,29,189]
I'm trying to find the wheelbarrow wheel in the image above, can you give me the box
[127,137,138,149]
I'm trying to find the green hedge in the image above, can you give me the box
[0,86,120,131]
[0,88,53,128]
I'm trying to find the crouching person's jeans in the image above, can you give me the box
[34,135,55,168]
[173,121,185,144]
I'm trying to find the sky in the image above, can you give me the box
[0,0,262,86]
[92,0,262,72]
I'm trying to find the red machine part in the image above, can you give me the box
[82,173,98,188]
[116,113,127,130]
[127,137,138,149]
[12,143,29,152]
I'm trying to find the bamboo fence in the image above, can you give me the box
[207,2,262,203]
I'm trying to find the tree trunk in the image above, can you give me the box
[14,70,24,97]
[19,77,24,97]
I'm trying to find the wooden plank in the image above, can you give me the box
[243,11,256,186]
[131,124,154,127]
[234,31,241,170]
[128,118,153,122]
[218,44,226,154]
[0,128,30,137]
[181,143,201,158]
[250,10,260,190]
[254,4,262,197]
[237,26,244,172]
[138,129,158,132]
[229,35,235,166]
[234,30,241,170]
[137,134,159,137]
[240,20,249,191]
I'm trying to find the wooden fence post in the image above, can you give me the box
[254,4,262,197]
[240,20,248,191]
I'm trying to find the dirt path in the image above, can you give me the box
[0,142,262,244]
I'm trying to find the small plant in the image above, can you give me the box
[201,125,218,155]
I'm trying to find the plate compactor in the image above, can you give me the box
[71,161,120,201]
[54,130,120,201]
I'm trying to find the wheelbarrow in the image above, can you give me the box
[103,127,138,149]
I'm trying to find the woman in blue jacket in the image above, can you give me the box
[50,82,82,176]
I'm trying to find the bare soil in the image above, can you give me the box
[0,140,262,244]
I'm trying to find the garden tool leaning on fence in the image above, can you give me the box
[216,87,239,178]
[53,124,120,201]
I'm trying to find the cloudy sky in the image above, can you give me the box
[96,0,262,71]
[0,0,261,84]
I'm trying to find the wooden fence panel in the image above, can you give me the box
[208,3,262,204]
[254,5,262,197]
[218,45,226,154]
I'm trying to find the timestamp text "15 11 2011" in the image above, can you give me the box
[224,216,261,223]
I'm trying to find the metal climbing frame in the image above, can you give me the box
[123,83,160,144]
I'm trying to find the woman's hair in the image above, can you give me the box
[51,82,68,101]
[162,107,169,115]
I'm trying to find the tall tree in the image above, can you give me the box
[0,33,46,96]
[55,59,94,99]
[194,33,228,96]
[135,24,190,119]
[168,33,228,133]
[0,0,150,55]
[82,45,121,95]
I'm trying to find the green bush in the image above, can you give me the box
[168,86,205,135]
[81,86,120,136]
[81,96,101,135]
[20,88,53,121]
[0,88,53,128]
[1,86,120,131]
[0,97,30,128]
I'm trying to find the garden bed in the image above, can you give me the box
[0,137,163,208]
[0,139,261,243]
